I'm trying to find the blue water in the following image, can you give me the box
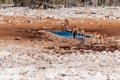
[51,30,89,38]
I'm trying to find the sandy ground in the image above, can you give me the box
[0,15,120,37]
[0,7,120,80]
[0,38,120,80]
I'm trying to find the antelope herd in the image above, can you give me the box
[61,19,119,49]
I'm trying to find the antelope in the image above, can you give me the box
[72,26,78,39]
[61,19,69,30]
[91,32,106,45]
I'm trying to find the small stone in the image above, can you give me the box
[60,73,67,77]
[8,21,12,24]
[15,37,21,40]
[28,20,33,24]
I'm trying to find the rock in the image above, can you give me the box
[15,37,21,40]
[59,45,71,50]
[8,20,12,24]
[28,20,33,24]
[60,73,67,77]
[45,46,55,50]
[105,16,109,18]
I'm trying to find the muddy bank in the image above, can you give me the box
[0,28,119,52]
[0,7,120,36]
[0,15,120,37]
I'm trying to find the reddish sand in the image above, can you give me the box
[0,15,120,39]
[0,15,119,51]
